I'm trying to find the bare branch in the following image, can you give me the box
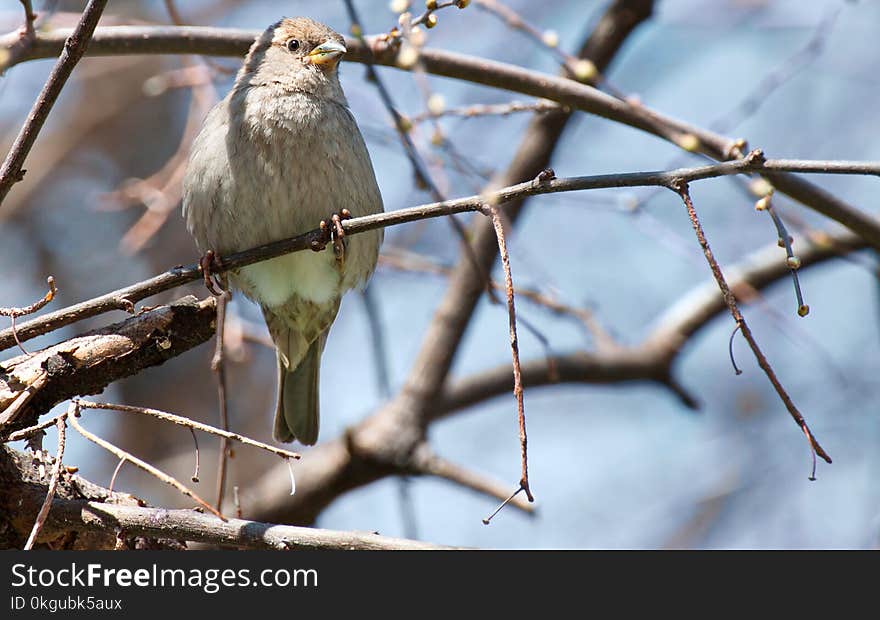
[67,406,224,519]
[0,0,109,206]
[14,22,880,243]
[487,205,533,503]
[0,297,216,433]
[75,400,300,462]
[48,501,466,550]
[0,443,462,550]
[671,181,831,470]
[409,444,535,516]
[23,413,67,549]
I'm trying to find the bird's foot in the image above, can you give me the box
[199,250,226,296]
[318,209,352,269]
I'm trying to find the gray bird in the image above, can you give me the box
[182,18,384,445]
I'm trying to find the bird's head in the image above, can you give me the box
[237,17,348,100]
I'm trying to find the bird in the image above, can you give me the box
[182,17,384,445]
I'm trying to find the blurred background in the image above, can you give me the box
[2,0,879,549]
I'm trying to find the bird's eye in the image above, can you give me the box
[286,39,300,52]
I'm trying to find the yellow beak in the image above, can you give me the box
[307,40,347,67]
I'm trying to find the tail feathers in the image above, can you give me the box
[273,337,322,445]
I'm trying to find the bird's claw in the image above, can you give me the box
[199,250,226,296]
[317,209,351,268]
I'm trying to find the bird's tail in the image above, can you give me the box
[273,334,324,445]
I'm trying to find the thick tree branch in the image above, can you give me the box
[0,444,183,549]
[0,445,462,550]
[48,501,466,550]
[0,297,216,434]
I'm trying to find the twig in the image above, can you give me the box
[0,276,56,323]
[728,323,743,376]
[487,205,533,503]
[361,285,392,399]
[211,291,230,511]
[19,1,36,38]
[758,196,810,316]
[188,428,200,483]
[412,100,561,123]
[108,457,126,493]
[67,402,226,519]
[482,486,527,525]
[0,276,56,355]
[671,181,831,474]
[76,400,300,461]
[3,409,64,443]
[0,0,109,207]
[23,413,67,549]
[342,0,438,194]
[0,0,38,73]
[408,1,463,30]
[411,444,534,515]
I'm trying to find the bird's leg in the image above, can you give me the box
[317,209,352,269]
[199,250,227,296]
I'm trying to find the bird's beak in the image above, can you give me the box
[307,40,347,68]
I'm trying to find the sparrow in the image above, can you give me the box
[182,17,384,445]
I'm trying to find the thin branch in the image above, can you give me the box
[343,0,498,301]
[487,205,533,503]
[211,291,230,512]
[671,181,831,471]
[2,152,872,353]
[0,0,38,73]
[408,0,463,30]
[108,457,126,493]
[3,411,65,443]
[23,413,67,549]
[410,444,535,515]
[759,196,809,316]
[0,276,56,318]
[16,24,880,244]
[411,100,561,123]
[67,403,226,519]
[0,0,109,207]
[19,1,37,38]
[76,400,300,461]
